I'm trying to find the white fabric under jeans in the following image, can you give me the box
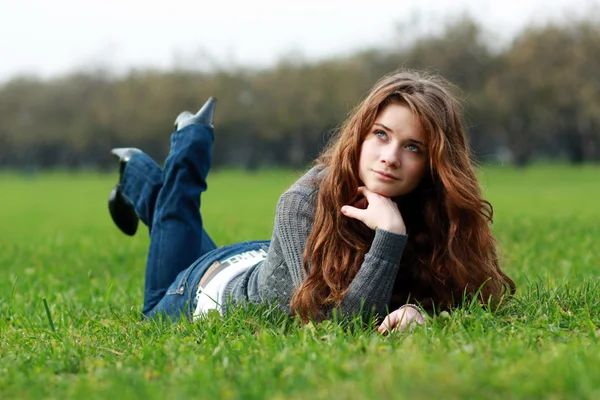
[193,248,268,319]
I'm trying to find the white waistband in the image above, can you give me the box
[192,248,267,320]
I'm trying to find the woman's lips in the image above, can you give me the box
[374,170,399,181]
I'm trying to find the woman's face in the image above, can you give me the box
[358,103,429,198]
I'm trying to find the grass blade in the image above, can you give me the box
[42,297,56,332]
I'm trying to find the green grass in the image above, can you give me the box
[0,165,599,399]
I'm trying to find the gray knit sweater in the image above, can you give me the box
[222,166,408,318]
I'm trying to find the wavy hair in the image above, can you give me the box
[290,70,516,320]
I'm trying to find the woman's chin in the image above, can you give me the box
[365,183,401,198]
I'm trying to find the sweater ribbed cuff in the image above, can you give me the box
[367,228,408,263]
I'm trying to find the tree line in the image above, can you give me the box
[0,15,599,169]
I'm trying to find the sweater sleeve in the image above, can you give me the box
[275,188,407,319]
[338,228,407,318]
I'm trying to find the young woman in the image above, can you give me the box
[108,70,515,332]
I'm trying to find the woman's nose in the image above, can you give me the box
[381,146,401,166]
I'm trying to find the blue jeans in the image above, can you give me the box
[120,123,268,319]
[147,240,269,319]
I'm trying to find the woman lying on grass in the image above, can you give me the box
[108,70,515,332]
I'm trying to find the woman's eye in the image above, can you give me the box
[407,144,421,153]
[375,130,388,139]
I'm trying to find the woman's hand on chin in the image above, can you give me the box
[378,305,425,333]
[341,186,406,234]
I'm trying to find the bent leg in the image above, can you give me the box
[142,124,217,316]
[120,152,163,229]
[119,152,216,253]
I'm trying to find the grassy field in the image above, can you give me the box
[0,165,599,399]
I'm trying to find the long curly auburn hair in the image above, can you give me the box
[290,70,516,321]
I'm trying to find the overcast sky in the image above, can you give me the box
[0,0,596,82]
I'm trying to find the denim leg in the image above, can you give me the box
[141,124,218,316]
[120,152,217,251]
[120,152,163,229]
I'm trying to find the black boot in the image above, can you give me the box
[108,148,142,236]
[173,97,216,130]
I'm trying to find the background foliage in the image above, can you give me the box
[1,14,599,169]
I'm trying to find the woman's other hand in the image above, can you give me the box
[341,186,406,234]
[377,305,425,333]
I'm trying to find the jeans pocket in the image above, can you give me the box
[165,263,195,296]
